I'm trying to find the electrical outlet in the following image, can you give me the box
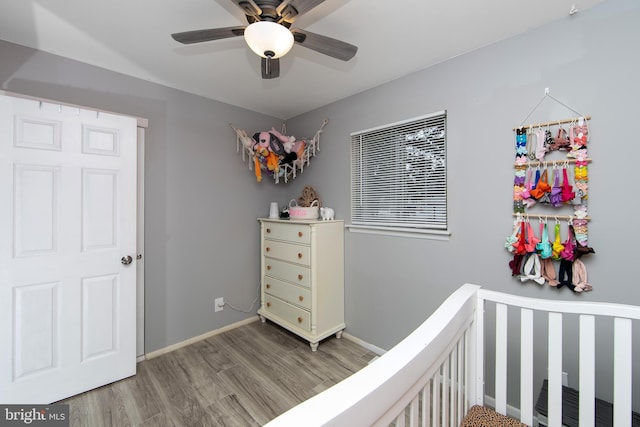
[215,297,224,312]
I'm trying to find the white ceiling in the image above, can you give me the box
[0,0,606,119]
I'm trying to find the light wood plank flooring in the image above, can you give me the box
[59,319,378,426]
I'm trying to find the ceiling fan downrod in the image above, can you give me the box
[264,50,275,74]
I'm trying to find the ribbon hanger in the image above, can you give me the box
[519,88,587,127]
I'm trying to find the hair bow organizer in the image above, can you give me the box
[508,89,595,292]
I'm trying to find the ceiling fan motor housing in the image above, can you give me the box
[240,0,298,26]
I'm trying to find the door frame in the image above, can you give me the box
[136,127,145,359]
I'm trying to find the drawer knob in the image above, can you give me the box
[298,296,304,302]
[297,253,303,259]
[266,228,271,233]
[298,231,303,238]
[266,302,271,308]
[266,284,271,289]
[297,317,303,323]
[298,274,303,280]
[266,247,271,252]
[267,265,272,270]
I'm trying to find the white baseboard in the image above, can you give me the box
[143,316,259,360]
[143,320,385,361]
[341,331,387,356]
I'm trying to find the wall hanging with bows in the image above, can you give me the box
[508,89,595,292]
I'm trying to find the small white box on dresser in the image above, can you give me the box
[258,218,345,351]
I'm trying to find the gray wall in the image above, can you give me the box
[1,0,638,409]
[286,0,639,408]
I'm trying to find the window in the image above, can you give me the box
[350,111,448,237]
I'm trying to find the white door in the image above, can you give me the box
[0,94,137,403]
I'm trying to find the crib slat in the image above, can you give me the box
[433,369,440,426]
[520,308,533,425]
[450,346,457,425]
[548,312,563,427]
[474,297,485,407]
[495,303,508,414]
[613,318,632,426]
[421,384,429,427]
[442,357,449,426]
[579,315,595,427]
[409,395,418,427]
[457,336,465,423]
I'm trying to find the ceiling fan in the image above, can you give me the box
[171,0,358,79]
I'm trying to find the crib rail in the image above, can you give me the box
[478,289,640,426]
[265,284,481,427]
[265,285,640,426]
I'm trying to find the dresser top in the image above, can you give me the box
[259,218,344,225]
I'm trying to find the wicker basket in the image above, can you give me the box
[288,199,319,220]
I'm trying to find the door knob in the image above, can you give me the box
[121,255,133,265]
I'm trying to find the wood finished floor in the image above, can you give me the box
[59,319,378,427]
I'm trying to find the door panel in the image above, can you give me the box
[14,115,61,151]
[0,94,137,403]
[13,165,60,256]
[82,169,118,250]
[12,281,59,380]
[82,125,119,156]
[81,274,119,361]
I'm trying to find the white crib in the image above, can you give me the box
[266,284,640,426]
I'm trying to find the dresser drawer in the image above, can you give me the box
[264,294,311,331]
[264,277,311,310]
[263,240,311,266]
[264,258,310,288]
[264,222,311,244]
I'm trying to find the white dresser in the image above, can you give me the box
[257,218,345,351]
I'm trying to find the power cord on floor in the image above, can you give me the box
[221,280,261,313]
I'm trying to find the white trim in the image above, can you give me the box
[341,332,387,356]
[144,316,259,360]
[144,323,387,363]
[350,110,446,136]
[136,127,145,358]
[346,224,451,241]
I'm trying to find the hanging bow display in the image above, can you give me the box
[507,89,595,292]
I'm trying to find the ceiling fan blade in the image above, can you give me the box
[261,57,280,79]
[291,28,357,61]
[171,27,245,44]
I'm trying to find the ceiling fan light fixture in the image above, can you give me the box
[244,21,294,59]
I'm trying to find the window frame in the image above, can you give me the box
[347,111,450,240]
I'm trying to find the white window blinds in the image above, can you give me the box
[350,111,447,230]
